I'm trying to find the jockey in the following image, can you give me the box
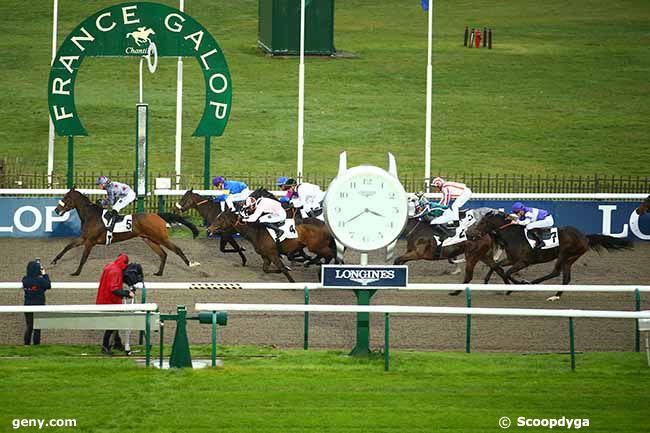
[428,177,472,227]
[281,178,325,218]
[276,176,290,203]
[96,176,136,244]
[511,202,555,250]
[212,176,251,211]
[243,196,287,242]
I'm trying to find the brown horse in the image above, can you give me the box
[636,195,650,215]
[468,210,633,301]
[394,217,511,291]
[52,188,199,276]
[176,190,247,266]
[207,208,336,282]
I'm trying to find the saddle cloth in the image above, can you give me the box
[266,218,299,242]
[432,209,478,247]
[102,210,133,233]
[525,227,559,250]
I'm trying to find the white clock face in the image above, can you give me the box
[324,166,408,251]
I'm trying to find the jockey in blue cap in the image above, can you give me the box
[95,176,136,245]
[212,176,251,211]
[276,176,290,203]
[511,202,554,250]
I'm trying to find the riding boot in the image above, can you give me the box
[266,223,284,243]
[107,210,118,246]
[530,229,543,251]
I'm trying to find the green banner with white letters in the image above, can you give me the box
[47,2,232,137]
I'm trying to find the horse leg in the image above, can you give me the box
[51,237,85,265]
[70,241,94,276]
[160,239,199,268]
[142,238,167,276]
[503,261,531,285]
[447,254,479,296]
[483,257,512,285]
[220,237,247,266]
[546,255,581,301]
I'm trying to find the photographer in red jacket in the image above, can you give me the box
[96,254,133,355]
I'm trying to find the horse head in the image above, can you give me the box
[54,187,84,216]
[207,208,239,235]
[467,210,509,240]
[636,195,650,216]
[176,189,200,213]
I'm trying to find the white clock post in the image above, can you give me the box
[323,152,409,356]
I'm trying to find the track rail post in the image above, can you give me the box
[304,285,309,350]
[384,313,390,372]
[634,289,641,352]
[465,287,472,353]
[569,317,576,371]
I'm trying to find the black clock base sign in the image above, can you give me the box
[322,265,408,356]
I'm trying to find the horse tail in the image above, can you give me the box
[158,213,199,239]
[586,234,633,252]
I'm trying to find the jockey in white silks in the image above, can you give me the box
[243,196,287,242]
[428,177,472,227]
[280,178,325,218]
[96,176,136,245]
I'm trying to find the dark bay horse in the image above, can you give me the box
[52,188,199,276]
[176,190,247,266]
[394,216,510,290]
[636,195,650,215]
[468,211,633,301]
[207,208,336,282]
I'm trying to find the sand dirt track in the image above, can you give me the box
[1,237,648,353]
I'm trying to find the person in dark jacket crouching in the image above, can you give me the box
[96,254,134,355]
[22,260,51,345]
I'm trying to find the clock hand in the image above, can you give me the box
[366,210,385,218]
[345,209,368,224]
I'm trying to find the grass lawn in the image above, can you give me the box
[0,0,649,179]
[0,345,648,432]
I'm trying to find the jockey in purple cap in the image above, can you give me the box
[511,202,554,250]
[95,176,135,245]
[212,176,251,211]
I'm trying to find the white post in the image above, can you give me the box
[138,58,144,104]
[175,0,185,189]
[424,0,433,193]
[296,0,306,182]
[360,252,368,266]
[47,0,59,188]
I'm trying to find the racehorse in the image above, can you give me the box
[52,188,199,276]
[207,208,336,282]
[126,27,155,46]
[468,210,633,301]
[176,190,247,266]
[636,195,650,215]
[394,209,511,292]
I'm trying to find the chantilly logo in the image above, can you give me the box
[334,269,396,286]
[125,26,155,52]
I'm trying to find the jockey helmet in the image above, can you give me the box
[95,176,110,186]
[431,177,444,188]
[276,176,288,186]
[212,176,225,187]
[512,202,525,213]
[283,178,297,187]
[244,196,257,208]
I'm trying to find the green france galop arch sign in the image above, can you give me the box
[48,2,232,138]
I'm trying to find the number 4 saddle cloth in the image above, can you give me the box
[266,218,299,242]
[101,210,133,233]
[524,227,559,250]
